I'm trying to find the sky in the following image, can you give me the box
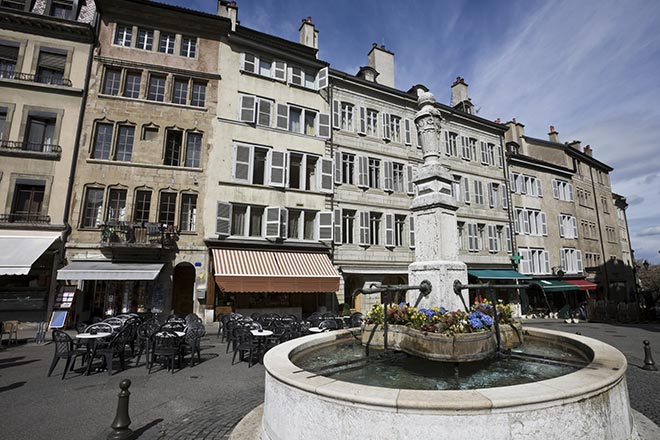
[166,0,660,263]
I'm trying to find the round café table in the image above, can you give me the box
[76,332,112,375]
[251,329,273,363]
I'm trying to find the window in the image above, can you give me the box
[0,0,29,11]
[230,205,246,236]
[560,248,583,274]
[106,188,127,222]
[0,107,7,139]
[249,206,264,237]
[25,114,56,150]
[390,115,401,143]
[510,173,542,197]
[142,125,158,141]
[369,212,381,245]
[164,130,183,166]
[289,65,303,85]
[514,207,547,236]
[114,125,134,161]
[488,183,499,208]
[395,215,406,247]
[288,153,319,191]
[487,225,500,253]
[133,190,151,223]
[341,153,355,185]
[11,184,45,222]
[467,223,480,252]
[445,131,458,156]
[185,132,202,168]
[37,49,66,84]
[147,75,166,102]
[257,98,273,126]
[91,122,113,159]
[552,179,573,201]
[180,36,196,58]
[158,192,177,226]
[114,24,132,47]
[601,197,609,214]
[342,210,355,244]
[232,143,270,185]
[123,71,141,98]
[103,68,121,95]
[136,28,153,51]
[473,180,484,205]
[606,226,616,242]
[172,78,188,105]
[179,194,197,232]
[81,187,104,228]
[259,58,272,77]
[558,214,578,239]
[392,162,405,192]
[286,209,314,240]
[191,81,206,107]
[0,41,19,77]
[519,248,550,275]
[158,32,175,54]
[368,158,381,189]
[341,102,354,131]
[366,109,378,137]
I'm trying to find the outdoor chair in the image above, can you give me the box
[231,327,259,367]
[225,319,246,353]
[181,326,206,367]
[103,317,124,332]
[318,319,339,332]
[184,313,202,328]
[1,320,19,345]
[307,312,323,327]
[148,330,182,373]
[135,320,160,367]
[85,326,133,376]
[160,321,185,332]
[166,314,185,324]
[48,330,88,380]
[349,312,363,328]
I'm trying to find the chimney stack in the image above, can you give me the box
[548,125,559,143]
[367,43,395,88]
[299,16,318,53]
[217,1,238,31]
[568,140,581,151]
[583,145,593,156]
[451,77,473,114]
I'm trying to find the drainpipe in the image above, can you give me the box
[500,135,522,314]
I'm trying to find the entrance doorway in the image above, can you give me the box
[172,263,195,316]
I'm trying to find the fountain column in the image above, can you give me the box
[407,92,468,312]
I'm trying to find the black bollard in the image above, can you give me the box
[108,379,134,440]
[575,332,581,335]
[642,340,658,371]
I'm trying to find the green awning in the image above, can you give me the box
[529,279,581,292]
[468,269,532,280]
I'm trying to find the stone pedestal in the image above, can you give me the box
[408,260,468,312]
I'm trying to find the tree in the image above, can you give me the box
[636,260,660,308]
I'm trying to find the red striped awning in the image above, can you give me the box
[212,249,340,293]
[564,279,598,291]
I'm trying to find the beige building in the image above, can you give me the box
[0,0,96,322]
[60,0,229,321]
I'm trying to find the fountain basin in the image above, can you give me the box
[261,327,636,440]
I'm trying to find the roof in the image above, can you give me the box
[523,135,613,172]
[508,153,575,176]
[96,0,230,23]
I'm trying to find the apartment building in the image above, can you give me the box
[59,0,229,321]
[0,0,96,322]
[204,5,339,321]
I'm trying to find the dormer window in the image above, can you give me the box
[50,0,74,19]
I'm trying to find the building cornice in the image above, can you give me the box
[508,153,575,177]
[94,56,222,80]
[0,9,95,43]
[523,135,613,172]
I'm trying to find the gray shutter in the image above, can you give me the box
[383,161,393,192]
[384,213,394,247]
[316,67,328,89]
[276,103,288,130]
[334,151,342,184]
[359,211,369,245]
[571,217,578,238]
[280,207,288,239]
[576,250,583,272]
[269,150,286,187]
[265,207,281,238]
[463,177,470,203]
[558,214,565,237]
[318,113,331,138]
[257,99,272,126]
[233,144,251,182]
[216,202,231,236]
[357,156,368,188]
[334,209,342,244]
[543,251,551,274]
[404,118,412,145]
[317,211,333,241]
[319,158,333,193]
[409,216,415,249]
[332,100,340,129]
[382,113,390,140]
[552,180,560,198]
[239,95,256,123]
[488,183,495,208]
[540,212,547,236]
[358,106,366,134]
[406,164,415,195]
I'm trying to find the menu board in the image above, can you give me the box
[54,286,76,309]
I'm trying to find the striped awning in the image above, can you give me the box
[212,249,340,293]
[564,279,598,291]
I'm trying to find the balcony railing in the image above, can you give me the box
[0,140,62,155]
[0,69,72,87]
[0,213,51,224]
[100,221,179,249]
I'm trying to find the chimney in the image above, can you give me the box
[367,43,395,88]
[583,145,593,157]
[217,1,238,31]
[567,140,581,151]
[505,119,525,141]
[548,125,559,143]
[299,16,318,52]
[451,77,473,114]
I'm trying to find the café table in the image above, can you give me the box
[75,332,112,375]
[250,329,273,362]
[308,327,324,333]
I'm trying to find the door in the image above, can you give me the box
[172,263,195,316]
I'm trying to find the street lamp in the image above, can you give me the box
[643,260,650,271]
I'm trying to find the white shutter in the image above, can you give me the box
[576,250,583,272]
[502,186,508,208]
[571,217,578,238]
[357,156,368,188]
[406,164,415,195]
[317,211,333,241]
[265,207,282,239]
[552,180,560,199]
[382,113,391,140]
[488,183,495,208]
[257,99,272,126]
[444,131,450,155]
[384,213,395,247]
[463,177,470,203]
[505,226,512,252]
[404,118,412,145]
[316,67,328,89]
[332,100,340,129]
[239,95,256,123]
[289,66,303,86]
[216,201,231,236]
[409,216,415,249]
[543,251,551,274]
[509,172,517,193]
[481,142,488,164]
[567,183,574,201]
[558,215,565,237]
[280,207,288,239]
[334,151,342,184]
[359,211,369,245]
[233,144,251,182]
[383,161,393,192]
[273,60,286,81]
[318,113,331,138]
[333,209,342,245]
[536,179,543,197]
[318,158,333,193]
[560,249,567,271]
[276,103,288,130]
[242,53,256,73]
[540,212,547,235]
[488,225,495,252]
[522,210,530,234]
[269,150,286,187]
[358,106,366,134]
[517,175,526,194]
[495,145,503,167]
[520,249,531,274]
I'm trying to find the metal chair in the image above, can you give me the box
[160,321,185,332]
[48,330,88,380]
[135,320,160,367]
[181,326,206,367]
[85,326,133,376]
[148,330,182,373]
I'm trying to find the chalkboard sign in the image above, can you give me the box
[48,310,68,329]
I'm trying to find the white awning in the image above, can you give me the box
[57,261,164,281]
[339,265,409,275]
[0,234,60,276]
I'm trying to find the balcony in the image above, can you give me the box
[0,213,51,224]
[0,69,72,87]
[100,221,179,249]
[0,140,62,159]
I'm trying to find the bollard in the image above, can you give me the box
[642,340,658,371]
[575,332,581,335]
[107,379,134,440]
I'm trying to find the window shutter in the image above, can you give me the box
[358,106,366,134]
[505,226,512,252]
[239,95,256,123]
[552,180,560,199]
[576,250,583,272]
[560,249,567,271]
[317,211,333,241]
[502,186,508,208]
[520,249,531,274]
[359,211,369,245]
[265,207,282,238]
[318,113,331,138]
[316,67,328,90]
[406,164,415,195]
[332,100,340,129]
[509,173,517,193]
[382,113,391,140]
[567,183,574,201]
[242,53,256,73]
[488,183,495,208]
[540,212,547,235]
[233,144,251,182]
[334,209,342,245]
[273,60,286,81]
[558,215,565,237]
[536,179,543,197]
[571,217,578,238]
[383,161,393,192]
[543,251,551,274]
[409,216,415,249]
[496,145,503,167]
[384,213,394,247]
[444,131,451,155]
[404,118,412,145]
[276,103,289,130]
[481,142,488,164]
[269,150,286,187]
[488,225,495,252]
[463,177,470,203]
[518,175,526,194]
[357,156,368,188]
[38,50,67,70]
[522,210,530,234]
[318,158,333,193]
[334,151,342,184]
[216,202,231,236]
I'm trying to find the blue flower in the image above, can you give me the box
[481,314,494,327]
[439,307,447,314]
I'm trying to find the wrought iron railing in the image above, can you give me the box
[0,69,72,87]
[0,213,51,224]
[100,221,179,248]
[0,140,62,154]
